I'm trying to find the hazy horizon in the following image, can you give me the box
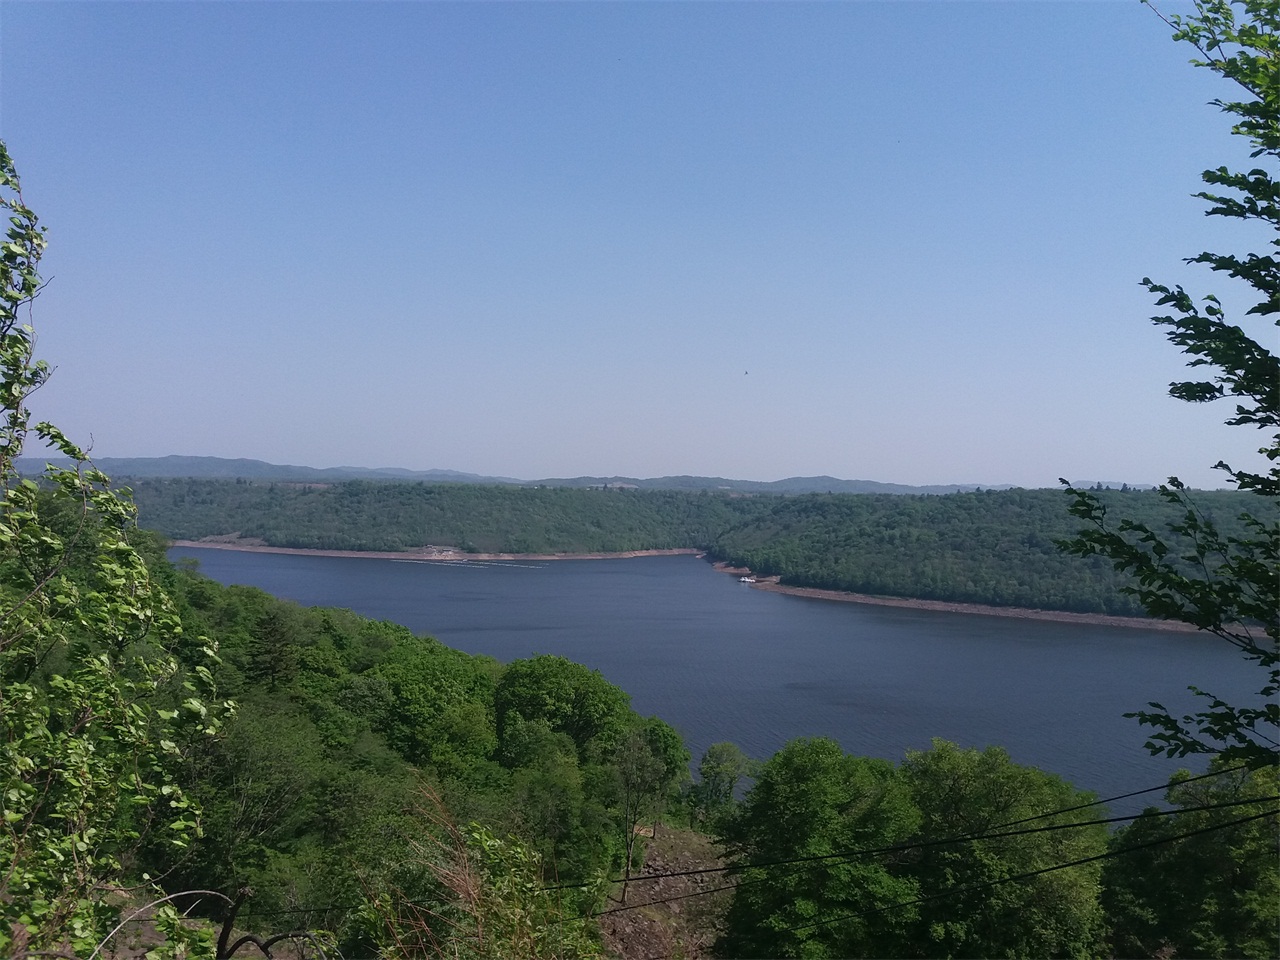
[19,449,1186,492]
[2,1,1269,489]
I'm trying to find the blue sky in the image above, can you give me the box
[0,1,1269,487]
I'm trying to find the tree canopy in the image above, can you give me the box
[714,738,1108,960]
[1102,760,1279,958]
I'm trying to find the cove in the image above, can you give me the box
[171,548,1262,811]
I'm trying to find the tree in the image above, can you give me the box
[613,716,689,902]
[690,740,752,825]
[896,740,1108,960]
[375,634,498,776]
[715,739,1110,959]
[636,715,692,836]
[249,603,303,692]
[505,716,586,860]
[1101,759,1279,959]
[494,655,632,763]
[0,143,228,955]
[614,729,664,905]
[714,738,921,959]
[1060,0,1278,768]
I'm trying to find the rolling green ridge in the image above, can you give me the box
[128,478,1271,618]
[707,487,1271,616]
[129,478,770,553]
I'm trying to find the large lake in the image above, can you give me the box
[172,548,1262,810]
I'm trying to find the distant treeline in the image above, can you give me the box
[709,487,1269,616]
[128,478,765,553]
[127,478,1269,617]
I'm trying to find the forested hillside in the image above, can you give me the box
[708,487,1272,616]
[135,532,685,953]
[129,477,1270,618]
[129,478,772,553]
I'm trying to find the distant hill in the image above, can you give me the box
[14,455,523,485]
[14,455,1012,494]
[533,474,1004,495]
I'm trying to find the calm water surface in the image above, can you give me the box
[171,548,1261,808]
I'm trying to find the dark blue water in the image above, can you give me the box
[171,548,1264,809]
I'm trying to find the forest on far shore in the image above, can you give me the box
[126,478,1270,618]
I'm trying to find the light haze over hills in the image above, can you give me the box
[14,455,1159,495]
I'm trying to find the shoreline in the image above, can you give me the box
[168,540,1194,632]
[169,539,703,563]
[710,563,1197,632]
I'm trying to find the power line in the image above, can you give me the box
[975,761,1252,829]
[241,787,1276,921]
[632,805,1280,960]
[587,791,1278,891]
[781,806,1279,938]
[226,768,1277,926]
[592,880,739,920]
[206,803,1280,960]
[544,759,1254,892]
[573,793,1279,924]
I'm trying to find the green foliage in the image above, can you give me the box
[0,142,229,955]
[373,633,499,776]
[505,718,586,855]
[715,739,1108,960]
[128,477,765,554]
[156,586,485,924]
[133,475,1272,618]
[712,487,1270,616]
[1061,0,1278,767]
[495,655,633,763]
[1102,760,1279,959]
[689,741,753,826]
[1062,480,1278,764]
[463,825,601,959]
[895,741,1107,959]
[614,717,691,900]
[715,738,922,959]
[144,565,671,945]
[249,603,303,692]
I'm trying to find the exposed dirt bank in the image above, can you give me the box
[170,540,1194,632]
[711,563,1197,632]
[599,827,728,960]
[169,539,702,563]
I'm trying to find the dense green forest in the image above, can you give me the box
[128,476,1271,618]
[17,531,1279,957]
[136,532,688,952]
[128,551,1280,959]
[708,487,1273,616]
[128,478,769,554]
